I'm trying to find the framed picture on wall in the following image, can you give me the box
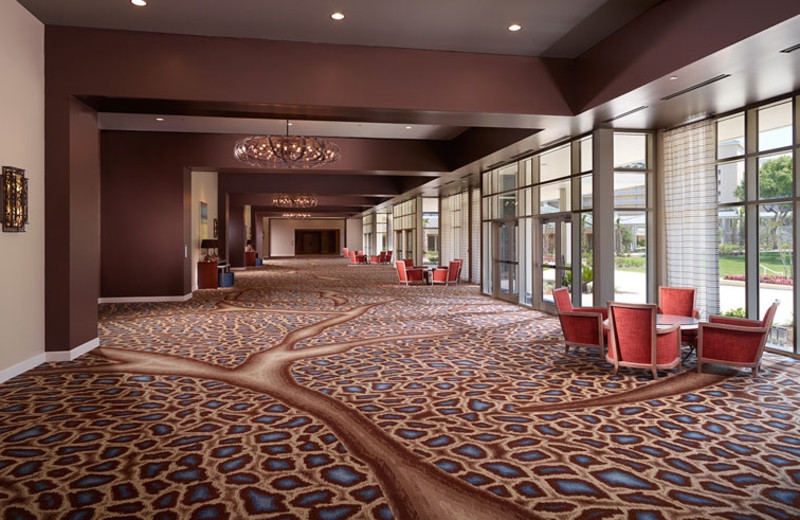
[200,201,208,239]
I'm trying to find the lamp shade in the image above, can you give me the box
[200,239,219,249]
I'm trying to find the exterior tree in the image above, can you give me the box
[734,155,794,276]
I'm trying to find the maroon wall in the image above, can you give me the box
[569,0,800,112]
[100,133,189,298]
[45,98,100,352]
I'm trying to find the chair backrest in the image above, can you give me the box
[385,251,393,263]
[395,261,408,282]
[403,258,414,268]
[343,247,349,257]
[659,286,695,317]
[378,251,387,263]
[349,251,357,263]
[608,302,657,364]
[447,260,461,282]
[552,287,574,312]
[761,299,780,328]
[453,258,464,280]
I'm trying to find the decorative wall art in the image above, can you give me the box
[1,166,28,232]
[200,201,208,239]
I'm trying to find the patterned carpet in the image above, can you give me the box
[1,257,799,520]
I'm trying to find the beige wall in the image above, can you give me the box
[0,0,44,381]
[271,219,346,256]
[191,170,219,290]
[346,218,363,253]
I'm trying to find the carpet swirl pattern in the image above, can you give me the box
[1,258,799,520]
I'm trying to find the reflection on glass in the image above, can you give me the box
[498,192,518,219]
[542,267,555,303]
[614,172,646,208]
[542,221,555,266]
[482,222,492,295]
[580,213,594,306]
[540,144,571,182]
[758,153,793,200]
[497,221,517,262]
[580,175,593,210]
[614,211,647,303]
[614,133,647,169]
[580,137,593,173]
[718,161,745,203]
[542,220,555,303]
[540,180,571,213]
[498,164,518,192]
[521,218,533,305]
[496,221,518,299]
[717,114,745,159]
[718,206,745,317]
[758,102,793,152]
[759,203,793,352]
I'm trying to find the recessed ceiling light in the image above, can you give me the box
[131,0,147,6]
[331,12,345,21]
[508,24,522,32]
[669,75,679,80]
[405,126,412,130]
[287,122,293,126]
[155,117,165,122]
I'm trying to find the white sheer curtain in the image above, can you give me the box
[663,120,719,317]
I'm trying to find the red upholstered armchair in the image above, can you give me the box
[697,300,779,378]
[552,288,607,356]
[432,261,461,285]
[370,251,386,264]
[383,251,393,264]
[343,247,349,258]
[395,261,425,286]
[658,286,700,346]
[350,251,366,265]
[607,302,681,379]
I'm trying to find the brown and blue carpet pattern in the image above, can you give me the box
[1,258,799,519]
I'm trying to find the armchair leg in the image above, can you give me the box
[696,362,703,374]
[752,365,759,378]
[651,367,659,380]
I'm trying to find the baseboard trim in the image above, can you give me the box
[45,337,100,363]
[98,294,193,304]
[0,353,47,384]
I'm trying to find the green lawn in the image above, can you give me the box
[719,252,792,278]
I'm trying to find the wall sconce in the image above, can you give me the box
[2,166,28,232]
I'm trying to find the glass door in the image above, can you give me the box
[540,216,572,305]
[493,220,519,302]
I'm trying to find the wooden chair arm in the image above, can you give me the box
[699,322,768,335]
[708,315,762,328]
[559,310,603,321]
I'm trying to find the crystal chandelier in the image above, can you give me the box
[233,121,341,169]
[272,193,318,209]
[282,212,312,219]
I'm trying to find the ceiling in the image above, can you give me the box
[17,0,800,218]
[17,0,661,59]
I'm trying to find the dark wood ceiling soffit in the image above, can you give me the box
[82,96,553,130]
